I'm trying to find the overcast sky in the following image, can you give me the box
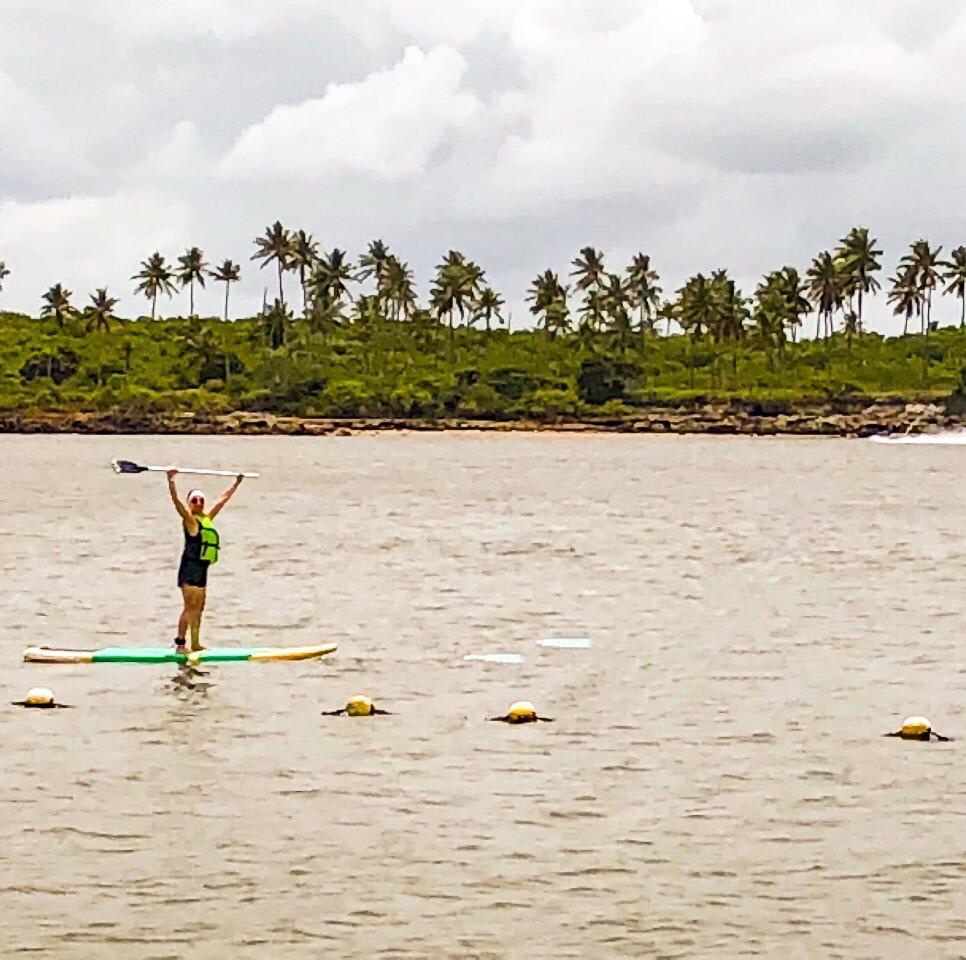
[1,0,965,333]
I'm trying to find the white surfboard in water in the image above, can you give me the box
[870,430,966,445]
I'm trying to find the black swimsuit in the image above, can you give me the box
[177,521,209,588]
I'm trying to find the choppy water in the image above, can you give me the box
[1,433,963,959]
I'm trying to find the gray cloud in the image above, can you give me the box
[1,0,965,333]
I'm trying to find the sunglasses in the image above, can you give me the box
[189,497,205,505]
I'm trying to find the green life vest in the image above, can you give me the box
[197,515,220,565]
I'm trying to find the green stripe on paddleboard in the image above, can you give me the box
[91,647,256,664]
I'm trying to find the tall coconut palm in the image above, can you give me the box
[675,274,717,388]
[357,239,392,285]
[132,252,176,319]
[309,248,355,311]
[473,288,505,332]
[601,273,634,352]
[756,267,810,345]
[177,247,208,317]
[430,254,481,339]
[0,261,9,293]
[887,266,921,335]
[527,270,570,337]
[570,247,606,291]
[807,251,845,339]
[677,274,717,338]
[711,272,748,343]
[290,230,319,313]
[942,245,966,328]
[252,221,293,302]
[40,283,74,330]
[778,266,811,343]
[209,259,241,321]
[753,282,788,365]
[84,288,118,334]
[900,240,942,333]
[836,227,882,333]
[381,256,417,320]
[626,253,662,339]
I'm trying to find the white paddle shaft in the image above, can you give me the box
[148,465,260,478]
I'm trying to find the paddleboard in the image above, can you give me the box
[23,643,337,665]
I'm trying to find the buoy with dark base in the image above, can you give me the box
[885,716,950,742]
[489,701,553,724]
[12,687,72,709]
[322,695,390,717]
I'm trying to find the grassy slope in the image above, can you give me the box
[1,312,963,419]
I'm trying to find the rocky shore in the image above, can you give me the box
[0,398,961,437]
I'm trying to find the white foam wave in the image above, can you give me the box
[870,430,966,445]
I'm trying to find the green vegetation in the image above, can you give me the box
[2,227,966,420]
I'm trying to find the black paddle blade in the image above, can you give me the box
[111,459,147,474]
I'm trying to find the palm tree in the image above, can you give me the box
[756,267,810,345]
[430,253,481,339]
[309,248,355,311]
[357,239,392,285]
[132,252,176,319]
[252,221,293,302]
[900,240,942,333]
[570,247,606,291]
[657,299,678,336]
[753,282,788,366]
[626,254,661,339]
[40,284,74,330]
[84,288,118,334]
[942,245,966,328]
[778,266,811,343]
[887,266,921,335]
[290,230,319,313]
[676,274,717,387]
[473,287,505,332]
[0,261,9,294]
[836,227,882,333]
[177,247,208,317]
[677,274,717,339]
[527,270,570,337]
[209,259,241,321]
[381,256,417,320]
[807,251,845,339]
[711,272,748,343]
[263,298,292,351]
[601,273,634,352]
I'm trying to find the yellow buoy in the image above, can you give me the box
[346,695,374,717]
[900,716,931,738]
[321,695,390,717]
[489,701,553,724]
[507,701,537,722]
[885,716,950,741]
[25,687,54,706]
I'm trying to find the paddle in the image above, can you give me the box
[111,459,260,478]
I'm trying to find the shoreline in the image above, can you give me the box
[0,399,960,437]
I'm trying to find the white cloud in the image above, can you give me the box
[0,71,96,192]
[221,46,479,181]
[1,1,966,334]
[0,193,189,312]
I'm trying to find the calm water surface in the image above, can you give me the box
[1,433,963,959]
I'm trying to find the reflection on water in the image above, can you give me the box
[0,433,963,959]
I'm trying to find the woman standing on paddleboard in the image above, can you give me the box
[167,469,243,653]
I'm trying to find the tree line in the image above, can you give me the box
[1,226,965,353]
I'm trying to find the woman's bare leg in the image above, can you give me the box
[180,586,206,651]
